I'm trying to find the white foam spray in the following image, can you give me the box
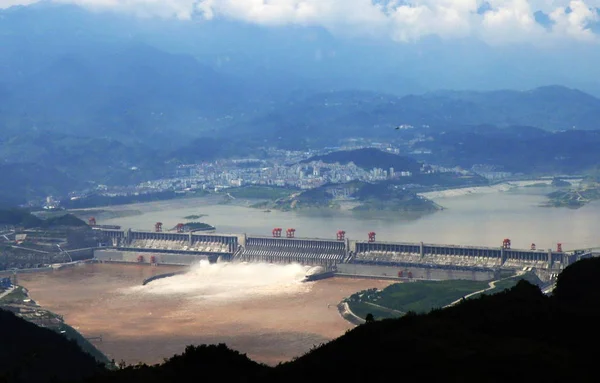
[126,261,312,304]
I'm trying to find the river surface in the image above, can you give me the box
[19,263,391,366]
[94,189,600,251]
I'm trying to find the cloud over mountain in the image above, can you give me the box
[1,0,599,44]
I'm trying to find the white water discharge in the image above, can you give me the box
[127,261,312,304]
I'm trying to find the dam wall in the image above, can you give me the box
[238,236,347,267]
[95,228,574,272]
[349,240,568,270]
[336,263,498,282]
[97,228,238,254]
[94,250,212,265]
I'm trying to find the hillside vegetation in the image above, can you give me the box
[347,272,544,320]
[0,309,104,383]
[259,181,442,214]
[423,127,600,174]
[543,176,600,208]
[232,86,600,149]
[346,280,490,319]
[0,209,87,229]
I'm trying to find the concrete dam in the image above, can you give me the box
[94,228,578,281]
[238,236,348,266]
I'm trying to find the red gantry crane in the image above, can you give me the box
[286,228,296,238]
[155,222,163,232]
[176,223,185,233]
[337,230,346,241]
[272,228,282,238]
[88,217,97,226]
[368,232,376,243]
[502,238,511,249]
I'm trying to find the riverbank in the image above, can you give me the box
[542,181,600,209]
[418,179,579,200]
[0,284,112,367]
[337,302,365,326]
[338,272,546,324]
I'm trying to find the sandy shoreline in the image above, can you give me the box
[418,179,582,200]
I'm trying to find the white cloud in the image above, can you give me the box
[550,0,600,41]
[480,0,547,44]
[1,0,600,44]
[0,0,38,7]
[388,0,480,42]
[50,0,200,19]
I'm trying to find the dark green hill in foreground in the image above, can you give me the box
[5,257,600,382]
[0,309,103,383]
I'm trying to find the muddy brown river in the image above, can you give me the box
[19,263,391,366]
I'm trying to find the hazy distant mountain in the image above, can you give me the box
[2,4,599,150]
[168,137,269,164]
[0,131,166,204]
[421,86,600,130]
[0,43,265,148]
[0,162,78,206]
[422,126,600,173]
[230,86,600,149]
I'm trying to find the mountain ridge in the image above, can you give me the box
[229,84,600,150]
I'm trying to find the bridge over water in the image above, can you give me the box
[94,228,580,273]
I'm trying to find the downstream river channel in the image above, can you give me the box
[20,264,390,365]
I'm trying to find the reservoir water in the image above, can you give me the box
[96,189,600,251]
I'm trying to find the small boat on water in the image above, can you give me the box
[263,210,271,213]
